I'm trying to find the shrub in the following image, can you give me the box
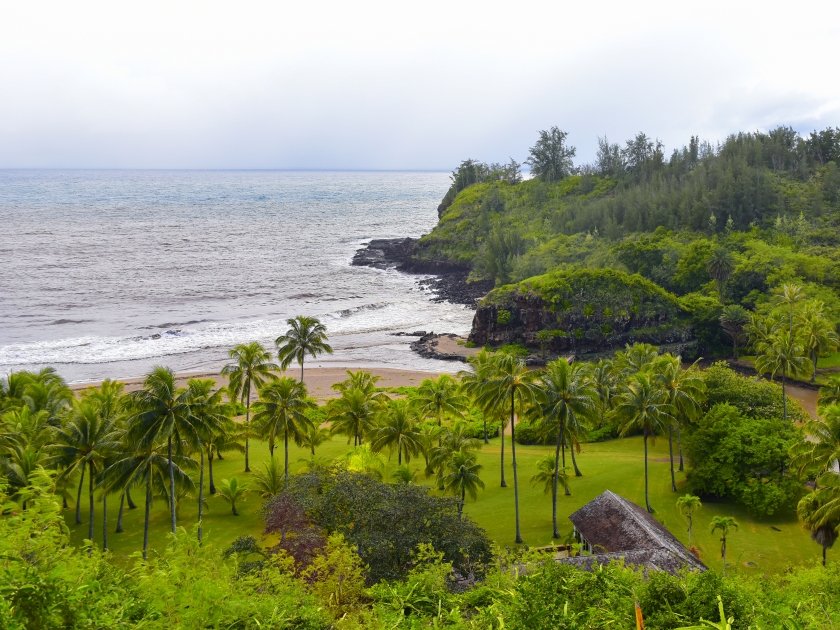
[497,309,513,325]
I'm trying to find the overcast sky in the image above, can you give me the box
[1,1,839,170]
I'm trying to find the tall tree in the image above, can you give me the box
[676,494,702,548]
[615,373,674,513]
[275,316,333,383]
[525,127,576,183]
[459,349,495,444]
[719,305,751,360]
[413,374,469,438]
[443,450,485,518]
[531,454,571,531]
[798,491,839,566]
[531,359,596,537]
[475,353,538,543]
[709,516,738,576]
[789,404,840,482]
[754,330,809,421]
[222,342,279,473]
[253,377,315,481]
[328,387,383,447]
[371,400,423,465]
[798,303,839,382]
[706,248,735,300]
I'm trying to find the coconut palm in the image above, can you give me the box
[204,420,244,495]
[127,366,197,534]
[222,342,279,473]
[615,372,674,513]
[344,443,386,480]
[186,378,229,542]
[253,456,284,498]
[790,405,840,482]
[275,315,333,383]
[531,358,596,537]
[253,377,315,481]
[591,359,617,428]
[443,450,485,518]
[614,342,660,375]
[819,375,840,412]
[331,369,384,397]
[654,356,705,489]
[474,352,538,543]
[754,330,810,422]
[709,516,738,575]
[676,494,702,547]
[775,283,805,333]
[371,399,423,465]
[531,454,571,528]
[328,387,382,446]
[719,305,750,360]
[797,491,839,566]
[413,374,470,437]
[425,422,482,488]
[799,305,839,382]
[50,395,120,544]
[391,464,419,485]
[216,477,249,515]
[0,444,51,509]
[706,248,735,300]
[460,349,496,443]
[300,423,331,456]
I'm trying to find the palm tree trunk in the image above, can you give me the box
[500,422,507,488]
[245,383,251,472]
[688,514,692,547]
[102,494,108,551]
[678,424,684,472]
[823,545,827,567]
[552,427,562,538]
[208,448,216,494]
[198,449,204,543]
[511,391,522,544]
[398,445,402,466]
[782,371,787,422]
[75,465,85,524]
[300,358,305,383]
[483,415,489,444]
[143,467,152,561]
[126,486,137,509]
[269,437,274,458]
[644,433,653,513]
[116,493,125,533]
[459,488,465,518]
[88,461,95,552]
[569,436,582,477]
[63,496,69,510]
[812,349,818,383]
[284,427,290,482]
[168,436,176,534]
[668,425,676,491]
[722,539,727,576]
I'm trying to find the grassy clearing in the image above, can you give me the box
[66,432,820,574]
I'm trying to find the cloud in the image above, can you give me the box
[1,0,839,168]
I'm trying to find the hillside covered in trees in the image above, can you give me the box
[410,127,840,357]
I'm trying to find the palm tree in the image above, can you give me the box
[128,366,195,534]
[709,516,738,575]
[819,375,840,412]
[300,423,331,456]
[275,316,333,383]
[371,400,423,465]
[344,443,386,480]
[474,353,538,543]
[186,378,228,542]
[531,454,571,528]
[797,491,839,566]
[50,396,120,546]
[654,356,705,489]
[775,283,805,334]
[391,464,419,485]
[460,349,496,444]
[754,330,810,421]
[253,377,315,481]
[614,342,660,375]
[443,450,485,518]
[531,358,596,537]
[204,419,244,495]
[676,494,702,547]
[591,359,617,428]
[706,248,735,300]
[253,456,284,498]
[328,387,382,446]
[719,305,750,360]
[799,304,839,382]
[615,372,674,513]
[222,342,279,473]
[413,374,469,437]
[216,477,249,515]
[790,405,840,482]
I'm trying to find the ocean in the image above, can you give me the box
[0,170,474,383]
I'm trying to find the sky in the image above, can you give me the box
[1,0,839,170]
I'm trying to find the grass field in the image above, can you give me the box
[65,431,824,575]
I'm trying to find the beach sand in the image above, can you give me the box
[70,367,447,401]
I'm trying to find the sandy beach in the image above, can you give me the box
[69,366,449,401]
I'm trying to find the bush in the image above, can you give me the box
[702,362,808,423]
[584,425,617,442]
[513,421,552,445]
[460,419,500,439]
[497,309,513,325]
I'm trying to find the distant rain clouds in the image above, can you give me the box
[1,0,839,169]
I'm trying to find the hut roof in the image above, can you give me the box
[566,490,706,574]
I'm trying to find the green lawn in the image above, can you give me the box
[66,433,821,575]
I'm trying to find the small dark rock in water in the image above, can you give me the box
[390,331,427,337]
[351,238,416,270]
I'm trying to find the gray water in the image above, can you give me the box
[0,170,473,383]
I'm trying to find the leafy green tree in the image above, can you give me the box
[443,450,485,518]
[371,400,423,465]
[474,353,538,543]
[789,404,840,482]
[253,456,284,498]
[819,374,840,411]
[128,366,195,534]
[525,127,576,183]
[709,516,738,576]
[300,422,331,456]
[413,374,469,437]
[706,248,735,299]
[275,315,333,383]
[754,330,810,421]
[216,477,249,515]
[253,377,314,481]
[676,494,702,547]
[798,303,839,381]
[719,305,750,359]
[615,372,674,513]
[614,342,659,375]
[531,358,596,536]
[221,342,279,473]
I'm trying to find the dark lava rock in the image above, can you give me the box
[351,238,416,269]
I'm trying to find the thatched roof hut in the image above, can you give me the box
[560,490,707,574]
